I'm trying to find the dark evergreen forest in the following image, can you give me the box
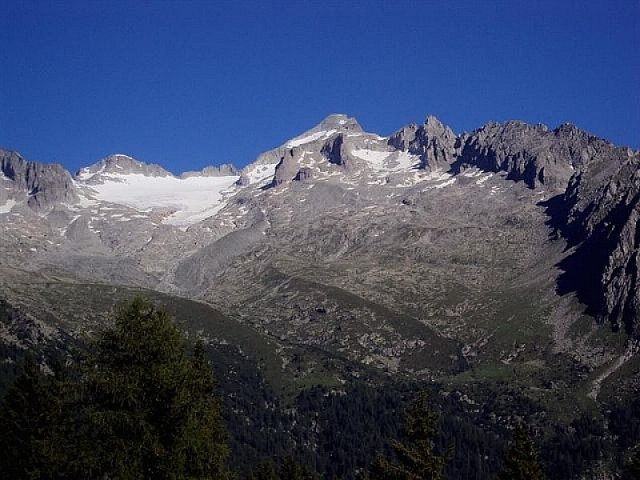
[1,298,638,479]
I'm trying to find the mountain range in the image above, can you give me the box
[1,114,639,476]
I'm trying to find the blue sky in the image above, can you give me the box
[1,0,638,174]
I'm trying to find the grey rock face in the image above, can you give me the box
[456,121,558,189]
[453,121,624,191]
[0,148,79,210]
[321,134,348,167]
[235,174,251,186]
[388,116,457,169]
[387,124,418,151]
[294,167,313,182]
[418,115,458,168]
[180,164,238,178]
[449,119,639,336]
[271,149,303,187]
[557,153,640,336]
[250,147,288,170]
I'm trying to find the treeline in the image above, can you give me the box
[0,298,638,479]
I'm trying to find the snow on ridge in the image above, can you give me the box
[285,129,337,148]
[83,172,240,226]
[76,163,106,181]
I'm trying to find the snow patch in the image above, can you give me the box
[0,199,17,214]
[461,168,484,178]
[476,174,492,185]
[244,163,277,185]
[433,177,456,189]
[76,163,106,181]
[351,149,420,173]
[80,173,239,226]
[421,172,456,190]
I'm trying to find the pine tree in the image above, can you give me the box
[0,353,75,479]
[79,296,229,479]
[369,391,450,480]
[0,354,50,478]
[247,459,280,480]
[497,422,545,480]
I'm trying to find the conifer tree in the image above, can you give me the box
[497,422,545,480]
[369,391,450,480]
[0,354,53,478]
[247,459,279,480]
[0,353,78,479]
[0,298,229,479]
[79,296,229,479]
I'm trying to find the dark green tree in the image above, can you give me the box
[369,391,450,480]
[0,354,59,479]
[247,459,280,480]
[279,455,315,480]
[79,296,229,479]
[497,422,545,480]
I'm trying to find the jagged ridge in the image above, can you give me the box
[1,113,639,336]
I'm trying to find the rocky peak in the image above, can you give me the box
[76,154,172,182]
[453,121,616,191]
[0,148,79,210]
[387,115,457,169]
[424,115,454,138]
[387,124,418,151]
[416,115,458,168]
[316,114,363,133]
[239,115,362,183]
[283,114,363,149]
[553,122,587,140]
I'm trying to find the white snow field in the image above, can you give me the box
[83,173,239,226]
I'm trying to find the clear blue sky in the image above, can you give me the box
[1,0,638,174]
